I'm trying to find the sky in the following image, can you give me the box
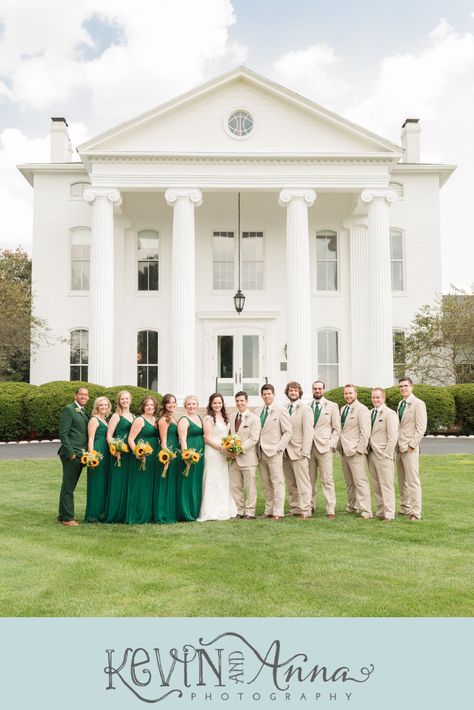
[0,0,473,291]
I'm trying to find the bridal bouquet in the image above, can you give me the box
[109,438,129,467]
[158,447,177,478]
[221,434,243,455]
[133,440,154,471]
[80,449,103,469]
[181,448,202,477]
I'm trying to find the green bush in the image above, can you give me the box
[23,381,102,439]
[449,384,474,435]
[0,382,36,440]
[385,384,456,434]
[325,386,373,409]
[103,385,162,415]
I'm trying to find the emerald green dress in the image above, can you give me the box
[177,416,204,522]
[104,415,134,523]
[153,420,178,524]
[125,417,158,524]
[84,417,109,523]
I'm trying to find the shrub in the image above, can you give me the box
[23,381,102,439]
[104,385,162,415]
[325,386,373,409]
[449,384,474,435]
[0,382,36,440]
[385,384,456,434]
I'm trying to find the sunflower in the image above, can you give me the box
[135,444,146,457]
[191,452,200,463]
[80,454,88,465]
[223,440,232,449]
[109,444,117,457]
[89,459,99,468]
[122,444,129,452]
[158,450,170,464]
[182,450,192,460]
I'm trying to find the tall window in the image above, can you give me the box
[138,230,159,291]
[393,329,406,382]
[213,231,234,289]
[137,330,158,391]
[316,230,338,291]
[212,230,264,290]
[70,182,90,199]
[242,231,263,290]
[71,227,90,291]
[390,229,404,292]
[317,329,339,390]
[70,329,88,381]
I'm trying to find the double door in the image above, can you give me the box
[216,333,261,401]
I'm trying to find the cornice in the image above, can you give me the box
[81,152,401,166]
[391,162,456,187]
[17,162,87,186]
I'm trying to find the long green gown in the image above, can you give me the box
[177,416,204,522]
[84,417,109,523]
[104,415,134,523]
[153,420,178,524]
[125,417,158,524]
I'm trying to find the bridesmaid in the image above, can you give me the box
[84,396,111,523]
[154,393,179,524]
[104,390,134,523]
[177,395,204,521]
[126,396,159,524]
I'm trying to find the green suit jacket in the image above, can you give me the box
[58,402,89,459]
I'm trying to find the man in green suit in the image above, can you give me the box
[57,387,89,526]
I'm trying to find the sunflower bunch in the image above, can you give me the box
[181,448,202,477]
[221,434,243,455]
[157,447,177,478]
[80,449,103,469]
[109,437,129,467]
[133,440,154,471]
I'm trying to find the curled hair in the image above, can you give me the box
[183,394,199,409]
[91,396,111,417]
[285,381,303,398]
[115,390,132,414]
[139,396,158,414]
[206,392,228,424]
[158,393,177,424]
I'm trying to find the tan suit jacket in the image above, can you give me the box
[311,398,341,453]
[230,409,261,467]
[258,405,292,458]
[285,401,313,460]
[369,404,398,459]
[339,400,370,456]
[397,396,427,452]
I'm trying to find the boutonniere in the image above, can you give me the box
[75,407,81,413]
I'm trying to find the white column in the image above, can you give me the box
[279,188,316,394]
[343,217,369,385]
[84,187,122,386]
[165,188,202,402]
[361,188,396,387]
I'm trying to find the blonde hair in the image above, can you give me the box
[183,395,199,409]
[91,396,112,417]
[115,390,132,414]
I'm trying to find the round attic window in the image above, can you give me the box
[227,109,254,137]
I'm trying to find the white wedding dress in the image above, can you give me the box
[197,416,237,522]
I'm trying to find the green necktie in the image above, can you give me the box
[371,409,377,428]
[288,404,293,415]
[313,401,321,425]
[398,400,407,422]
[341,405,350,429]
[260,407,269,426]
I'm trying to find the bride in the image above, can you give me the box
[197,393,237,522]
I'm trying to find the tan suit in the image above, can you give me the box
[309,398,341,515]
[283,400,313,516]
[396,395,427,519]
[339,399,372,517]
[368,404,398,520]
[258,405,292,517]
[228,409,261,516]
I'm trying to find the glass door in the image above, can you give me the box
[216,333,261,401]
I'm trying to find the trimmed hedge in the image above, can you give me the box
[325,386,373,409]
[449,384,474,435]
[0,382,36,441]
[103,386,162,415]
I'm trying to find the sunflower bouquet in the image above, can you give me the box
[181,448,202,477]
[133,439,154,471]
[109,437,129,467]
[221,434,243,455]
[80,449,103,469]
[157,447,177,478]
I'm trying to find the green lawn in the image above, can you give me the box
[0,455,473,617]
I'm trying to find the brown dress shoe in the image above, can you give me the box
[244,514,256,519]
[62,520,79,527]
[326,513,336,520]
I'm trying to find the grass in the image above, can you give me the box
[0,455,473,617]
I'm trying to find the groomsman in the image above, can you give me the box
[309,380,341,520]
[282,381,313,519]
[396,377,428,521]
[57,386,89,526]
[257,384,292,521]
[368,387,398,521]
[338,384,372,519]
[228,391,261,519]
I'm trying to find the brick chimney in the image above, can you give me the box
[401,118,420,163]
[50,117,73,162]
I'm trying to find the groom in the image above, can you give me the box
[228,391,261,519]
[57,386,89,526]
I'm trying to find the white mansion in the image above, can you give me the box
[20,66,454,404]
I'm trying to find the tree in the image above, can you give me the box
[404,287,474,385]
[0,248,47,381]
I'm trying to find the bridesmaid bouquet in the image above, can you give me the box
[109,438,129,467]
[181,448,202,477]
[157,447,177,478]
[221,434,243,455]
[133,440,154,471]
[80,449,103,469]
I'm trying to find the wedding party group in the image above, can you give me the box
[57,376,427,527]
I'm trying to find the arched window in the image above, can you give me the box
[390,228,405,292]
[70,329,88,381]
[317,329,339,390]
[316,230,338,291]
[137,330,158,391]
[393,329,406,382]
[70,227,91,291]
[137,230,159,291]
[70,182,90,199]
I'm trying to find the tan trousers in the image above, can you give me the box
[367,452,395,520]
[259,451,285,517]
[396,449,422,519]
[229,460,257,516]
[283,454,312,516]
[309,446,336,515]
[341,452,372,517]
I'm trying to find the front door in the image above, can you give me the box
[216,333,261,403]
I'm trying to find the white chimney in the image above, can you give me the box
[50,117,73,162]
[401,118,420,163]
